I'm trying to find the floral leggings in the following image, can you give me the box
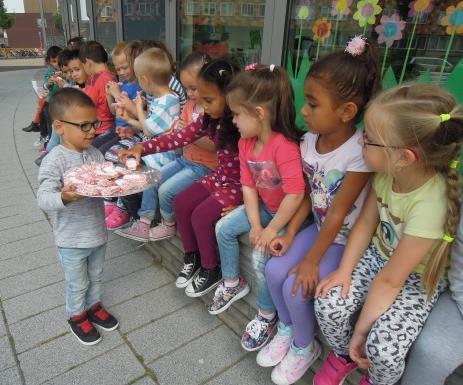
[314,245,446,385]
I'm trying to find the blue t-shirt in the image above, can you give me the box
[115,80,142,127]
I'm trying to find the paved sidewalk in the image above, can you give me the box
[0,69,298,385]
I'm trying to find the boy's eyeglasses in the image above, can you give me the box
[59,119,102,132]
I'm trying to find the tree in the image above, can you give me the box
[0,0,14,29]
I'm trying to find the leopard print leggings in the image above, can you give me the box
[314,245,446,385]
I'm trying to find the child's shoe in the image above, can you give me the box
[115,219,150,242]
[208,278,250,315]
[256,321,293,367]
[271,340,321,385]
[68,311,102,346]
[241,313,278,352]
[175,251,201,288]
[358,373,372,385]
[149,220,176,241]
[87,302,119,331]
[106,206,130,230]
[22,122,40,132]
[104,202,116,217]
[313,351,358,385]
[185,266,222,297]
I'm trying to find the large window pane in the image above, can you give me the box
[78,0,91,41]
[284,0,463,85]
[177,0,266,66]
[93,0,117,50]
[122,0,166,41]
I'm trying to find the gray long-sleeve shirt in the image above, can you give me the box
[449,203,463,316]
[37,145,108,249]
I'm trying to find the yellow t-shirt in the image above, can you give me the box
[372,173,447,274]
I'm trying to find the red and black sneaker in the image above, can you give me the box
[88,303,119,331]
[68,311,102,346]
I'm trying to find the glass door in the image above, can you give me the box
[122,0,166,42]
[177,0,267,66]
[93,0,118,50]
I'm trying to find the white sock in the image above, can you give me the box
[258,310,275,321]
[224,278,239,288]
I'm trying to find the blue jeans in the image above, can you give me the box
[57,244,107,317]
[215,203,276,313]
[138,156,211,221]
[401,291,463,385]
[46,127,60,151]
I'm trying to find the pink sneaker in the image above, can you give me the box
[256,323,292,367]
[271,340,321,385]
[105,207,130,230]
[358,373,372,385]
[149,220,176,241]
[114,220,150,242]
[313,351,358,385]
[104,202,116,217]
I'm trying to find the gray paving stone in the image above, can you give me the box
[0,232,55,260]
[149,325,246,385]
[104,265,172,307]
[19,331,124,385]
[204,355,283,385]
[0,318,5,337]
[43,344,145,385]
[0,220,51,246]
[0,246,57,280]
[103,249,154,283]
[128,303,221,363]
[111,284,192,333]
[0,366,22,385]
[106,237,145,260]
[9,306,68,354]
[4,281,65,323]
[0,336,15,371]
[0,262,62,299]
[0,211,45,232]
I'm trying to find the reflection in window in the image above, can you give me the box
[241,3,265,18]
[185,1,200,16]
[220,2,234,17]
[93,0,117,50]
[122,0,165,42]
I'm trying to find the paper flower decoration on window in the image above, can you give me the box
[408,0,434,18]
[353,0,382,28]
[331,0,353,17]
[441,2,463,35]
[375,14,406,47]
[297,5,310,20]
[312,18,332,43]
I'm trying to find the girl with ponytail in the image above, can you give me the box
[313,83,463,385]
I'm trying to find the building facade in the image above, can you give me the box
[58,0,463,84]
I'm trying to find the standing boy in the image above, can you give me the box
[37,88,118,345]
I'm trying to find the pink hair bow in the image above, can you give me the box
[345,35,367,56]
[245,62,258,71]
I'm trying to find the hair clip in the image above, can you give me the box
[450,159,459,169]
[269,64,276,72]
[345,35,367,56]
[443,234,454,243]
[440,113,451,122]
[245,63,258,71]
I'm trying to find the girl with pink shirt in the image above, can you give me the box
[212,64,306,354]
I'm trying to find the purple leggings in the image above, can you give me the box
[266,224,344,348]
[174,182,224,269]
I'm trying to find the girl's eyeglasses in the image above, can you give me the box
[59,119,102,132]
[361,131,403,149]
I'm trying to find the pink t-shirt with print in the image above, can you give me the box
[239,132,305,212]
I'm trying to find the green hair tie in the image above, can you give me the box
[450,160,459,169]
[443,234,454,243]
[440,113,451,122]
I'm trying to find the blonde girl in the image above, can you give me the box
[313,84,463,385]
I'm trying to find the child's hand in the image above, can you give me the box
[175,119,186,131]
[55,77,65,88]
[47,77,55,86]
[255,226,278,255]
[119,143,144,164]
[249,225,263,246]
[106,81,121,97]
[221,205,236,217]
[134,91,145,108]
[61,186,83,202]
[349,332,371,369]
[116,105,131,122]
[289,259,319,298]
[315,268,352,299]
[269,233,294,256]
